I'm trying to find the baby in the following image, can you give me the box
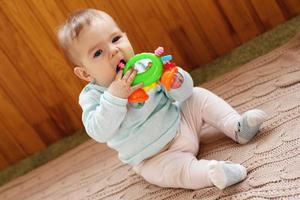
[57,8,266,190]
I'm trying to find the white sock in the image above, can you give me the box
[208,160,247,189]
[235,109,266,144]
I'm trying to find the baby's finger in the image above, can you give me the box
[122,68,133,81]
[126,69,137,84]
[130,82,144,93]
[115,69,123,80]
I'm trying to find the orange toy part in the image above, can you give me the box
[160,67,178,91]
[128,88,149,103]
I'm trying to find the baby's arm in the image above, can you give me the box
[163,67,194,103]
[79,90,127,143]
[79,69,142,142]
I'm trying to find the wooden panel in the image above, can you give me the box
[0,10,63,143]
[153,0,215,69]
[251,0,286,29]
[0,121,26,164]
[0,65,45,154]
[0,154,9,171]
[0,0,81,135]
[218,0,263,43]
[277,0,300,17]
[0,0,299,170]
[186,0,240,56]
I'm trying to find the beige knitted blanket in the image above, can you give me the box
[1,34,300,200]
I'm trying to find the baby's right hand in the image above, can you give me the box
[107,69,143,99]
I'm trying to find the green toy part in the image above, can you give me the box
[123,53,163,87]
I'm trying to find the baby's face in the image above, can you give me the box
[71,17,134,87]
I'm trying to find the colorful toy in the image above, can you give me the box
[123,47,182,104]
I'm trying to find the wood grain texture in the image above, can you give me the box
[0,0,299,170]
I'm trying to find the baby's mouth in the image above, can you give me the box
[116,59,126,73]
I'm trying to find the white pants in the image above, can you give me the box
[133,87,241,189]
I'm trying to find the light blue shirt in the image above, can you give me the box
[79,68,193,165]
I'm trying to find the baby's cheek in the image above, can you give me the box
[122,45,134,60]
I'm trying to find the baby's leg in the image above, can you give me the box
[133,151,246,190]
[133,152,212,189]
[184,87,266,144]
[199,122,225,144]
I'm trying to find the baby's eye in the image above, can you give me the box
[93,49,103,58]
[112,35,122,43]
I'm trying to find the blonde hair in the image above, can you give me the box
[57,9,111,66]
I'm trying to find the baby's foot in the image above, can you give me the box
[208,160,247,189]
[235,109,266,144]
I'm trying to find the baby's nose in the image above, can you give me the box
[110,45,120,56]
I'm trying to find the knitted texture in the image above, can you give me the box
[1,33,300,200]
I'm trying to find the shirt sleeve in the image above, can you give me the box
[163,67,194,103]
[79,90,128,143]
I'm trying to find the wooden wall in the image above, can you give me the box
[0,0,299,170]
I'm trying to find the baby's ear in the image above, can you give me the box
[74,66,93,82]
